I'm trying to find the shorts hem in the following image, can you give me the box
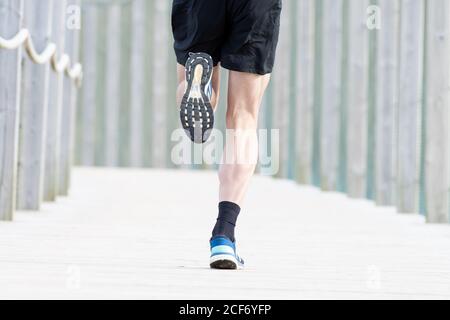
[221,60,272,76]
[175,50,220,67]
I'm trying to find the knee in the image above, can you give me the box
[219,163,255,184]
[226,107,259,130]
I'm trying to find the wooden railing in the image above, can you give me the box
[75,0,450,223]
[0,0,81,220]
[2,0,449,224]
[77,0,450,222]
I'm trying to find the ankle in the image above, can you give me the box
[212,201,241,242]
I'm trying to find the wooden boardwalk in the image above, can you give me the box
[0,168,449,300]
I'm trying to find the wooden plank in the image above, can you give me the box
[312,0,323,187]
[94,7,107,166]
[375,0,400,206]
[74,2,83,167]
[166,0,180,170]
[397,0,424,213]
[151,0,169,167]
[129,0,145,167]
[67,0,81,190]
[272,0,291,179]
[16,0,54,210]
[78,3,97,166]
[418,3,428,216]
[44,0,66,201]
[366,0,379,201]
[337,0,350,193]
[118,3,131,167]
[346,0,369,198]
[424,0,450,223]
[142,0,154,167]
[320,0,343,191]
[295,0,315,184]
[104,4,121,167]
[2,168,450,299]
[0,0,24,220]
[286,0,298,179]
[59,0,80,196]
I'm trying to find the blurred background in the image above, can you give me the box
[1,0,450,300]
[75,0,449,223]
[1,0,449,224]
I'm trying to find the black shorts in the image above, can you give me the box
[171,0,282,75]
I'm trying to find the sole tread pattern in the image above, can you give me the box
[210,259,238,270]
[180,53,214,144]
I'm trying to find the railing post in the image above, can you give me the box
[320,0,343,191]
[346,0,369,198]
[104,4,121,167]
[338,0,350,193]
[311,0,323,186]
[44,0,66,201]
[141,1,155,168]
[94,7,107,166]
[397,0,424,213]
[16,0,54,210]
[295,0,315,184]
[272,0,291,179]
[151,0,169,167]
[129,0,146,168]
[116,4,132,167]
[78,2,97,167]
[59,0,80,196]
[424,0,450,223]
[0,0,24,220]
[375,0,400,206]
[366,0,378,201]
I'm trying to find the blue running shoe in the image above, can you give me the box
[180,52,215,144]
[210,236,244,270]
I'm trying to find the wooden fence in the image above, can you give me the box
[75,0,450,224]
[2,0,449,224]
[0,0,81,220]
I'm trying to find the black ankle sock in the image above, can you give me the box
[212,201,241,242]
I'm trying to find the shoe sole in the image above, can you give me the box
[180,53,214,144]
[210,254,243,270]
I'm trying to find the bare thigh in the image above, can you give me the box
[226,70,271,129]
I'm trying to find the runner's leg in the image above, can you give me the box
[219,71,271,206]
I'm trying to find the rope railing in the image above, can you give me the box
[0,28,83,87]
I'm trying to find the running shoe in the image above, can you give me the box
[210,236,244,270]
[180,52,214,144]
